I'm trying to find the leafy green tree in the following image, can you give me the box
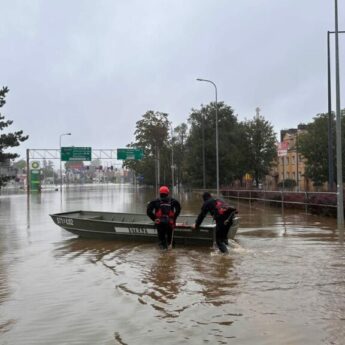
[172,123,188,187]
[13,159,26,171]
[0,87,29,188]
[242,114,277,187]
[42,159,57,182]
[298,114,329,186]
[297,111,345,186]
[185,102,242,188]
[278,178,297,190]
[124,111,170,186]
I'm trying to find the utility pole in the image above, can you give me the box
[334,0,344,233]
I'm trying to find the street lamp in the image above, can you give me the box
[197,78,219,196]
[202,113,206,189]
[333,0,344,232]
[327,30,345,192]
[170,123,175,194]
[59,133,71,192]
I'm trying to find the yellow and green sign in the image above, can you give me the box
[30,161,41,192]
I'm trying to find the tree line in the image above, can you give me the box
[124,104,345,190]
[123,102,277,189]
[298,110,345,187]
[2,83,345,190]
[0,87,28,188]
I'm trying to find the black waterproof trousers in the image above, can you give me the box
[156,223,173,249]
[215,221,231,249]
[215,213,235,252]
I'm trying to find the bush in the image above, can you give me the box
[277,179,297,189]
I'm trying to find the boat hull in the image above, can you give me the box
[50,211,239,245]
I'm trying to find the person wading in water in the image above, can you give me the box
[146,186,181,250]
[192,192,237,253]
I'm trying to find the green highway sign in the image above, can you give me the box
[117,148,143,160]
[61,147,92,161]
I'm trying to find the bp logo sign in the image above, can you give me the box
[30,161,41,192]
[31,161,40,169]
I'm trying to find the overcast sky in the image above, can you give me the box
[1,0,344,160]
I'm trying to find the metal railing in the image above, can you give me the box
[193,189,338,213]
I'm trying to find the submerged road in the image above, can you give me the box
[0,184,344,344]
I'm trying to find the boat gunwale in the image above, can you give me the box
[49,210,239,231]
[49,210,225,230]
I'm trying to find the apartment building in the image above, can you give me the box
[273,125,312,191]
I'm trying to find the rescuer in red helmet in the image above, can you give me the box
[147,186,181,249]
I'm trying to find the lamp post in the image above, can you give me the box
[170,123,175,194]
[59,133,71,192]
[333,0,344,232]
[327,30,345,192]
[202,113,206,189]
[296,131,299,191]
[196,78,219,196]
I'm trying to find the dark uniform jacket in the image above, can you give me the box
[195,197,235,227]
[195,197,218,227]
[146,196,181,223]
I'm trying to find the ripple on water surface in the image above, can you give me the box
[0,189,345,344]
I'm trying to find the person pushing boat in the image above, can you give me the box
[192,192,237,253]
[146,186,181,249]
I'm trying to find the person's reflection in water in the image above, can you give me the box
[191,254,240,306]
[142,252,181,318]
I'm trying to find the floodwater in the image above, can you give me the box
[0,184,344,345]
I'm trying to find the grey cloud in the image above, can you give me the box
[0,0,344,159]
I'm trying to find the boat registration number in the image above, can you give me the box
[114,226,156,234]
[56,217,74,226]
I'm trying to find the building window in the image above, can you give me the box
[286,157,289,164]
[292,155,295,164]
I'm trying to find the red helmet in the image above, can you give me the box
[159,186,170,195]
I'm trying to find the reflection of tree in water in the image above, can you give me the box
[0,260,10,306]
[0,269,16,338]
[0,204,17,332]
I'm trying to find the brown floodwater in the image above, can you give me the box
[0,184,344,345]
